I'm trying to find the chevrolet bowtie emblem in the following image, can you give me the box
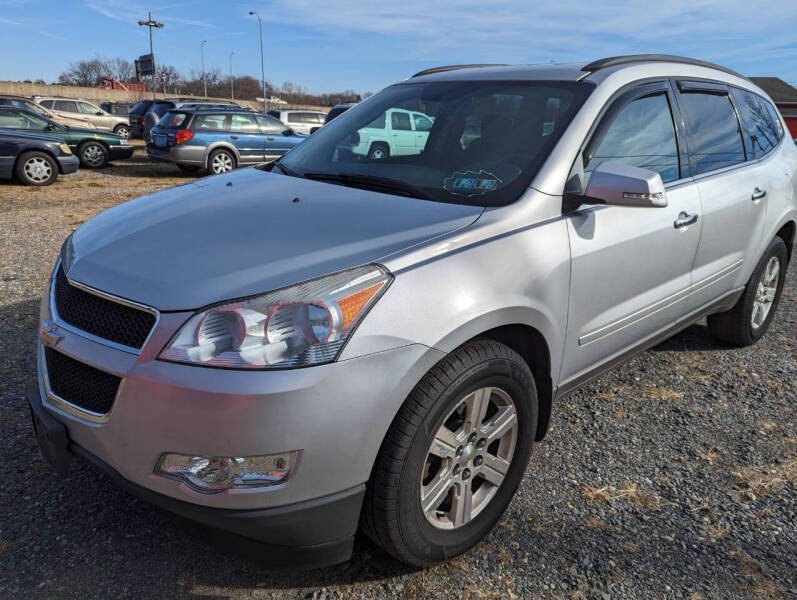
[40,321,63,347]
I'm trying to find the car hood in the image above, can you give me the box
[0,129,63,143]
[66,168,483,311]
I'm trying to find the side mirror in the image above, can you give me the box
[564,162,667,213]
[96,111,104,116]
[283,128,294,136]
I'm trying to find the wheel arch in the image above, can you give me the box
[775,220,795,263]
[205,143,240,168]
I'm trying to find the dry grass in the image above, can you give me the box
[698,449,720,466]
[640,384,684,402]
[730,550,789,599]
[732,459,797,501]
[581,482,669,510]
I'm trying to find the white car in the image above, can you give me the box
[267,110,327,135]
[351,108,434,159]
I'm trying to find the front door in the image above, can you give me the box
[560,82,702,386]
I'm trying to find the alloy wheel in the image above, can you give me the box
[420,387,518,529]
[211,152,234,173]
[23,156,53,183]
[115,126,129,139]
[82,144,105,167]
[751,256,780,329]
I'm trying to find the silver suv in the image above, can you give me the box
[29,55,796,569]
[34,97,130,138]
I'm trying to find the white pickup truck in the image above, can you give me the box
[352,108,434,158]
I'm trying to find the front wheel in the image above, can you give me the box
[707,236,788,346]
[361,339,537,566]
[208,149,236,174]
[15,151,58,186]
[113,124,129,139]
[78,141,109,168]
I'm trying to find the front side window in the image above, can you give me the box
[255,114,288,133]
[53,100,77,112]
[413,114,433,131]
[79,102,99,115]
[679,91,746,175]
[278,80,593,206]
[230,113,259,133]
[585,93,680,184]
[731,88,784,159]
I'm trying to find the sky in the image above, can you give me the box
[0,0,796,94]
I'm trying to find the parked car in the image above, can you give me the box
[142,99,245,142]
[324,103,355,124]
[346,107,434,159]
[267,109,327,134]
[34,97,129,138]
[0,129,78,185]
[147,108,306,174]
[0,95,92,128]
[100,101,134,117]
[0,107,134,168]
[28,55,797,570]
[128,99,155,138]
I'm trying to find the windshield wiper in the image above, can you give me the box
[271,161,304,178]
[304,172,432,200]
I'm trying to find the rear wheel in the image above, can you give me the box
[15,151,58,186]
[113,124,129,139]
[367,143,389,160]
[707,236,788,346]
[78,141,109,168]
[208,149,236,174]
[361,339,537,566]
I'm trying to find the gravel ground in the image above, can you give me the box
[0,143,795,599]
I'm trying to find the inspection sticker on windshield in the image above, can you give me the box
[443,170,502,197]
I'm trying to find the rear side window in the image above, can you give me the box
[267,110,281,119]
[731,88,784,159]
[391,111,412,131]
[193,114,228,131]
[158,111,189,128]
[679,92,746,175]
[585,93,680,184]
[54,100,78,112]
[152,102,176,117]
[230,113,260,132]
[131,101,150,115]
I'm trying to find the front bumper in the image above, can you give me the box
[28,388,362,568]
[109,145,135,161]
[58,155,80,175]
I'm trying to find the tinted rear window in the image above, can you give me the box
[731,88,784,159]
[152,102,176,117]
[679,92,746,175]
[157,111,190,128]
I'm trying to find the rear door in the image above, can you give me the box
[51,100,79,121]
[675,81,770,310]
[560,81,702,385]
[229,112,265,163]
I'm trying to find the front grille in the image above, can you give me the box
[53,266,156,349]
[44,347,121,415]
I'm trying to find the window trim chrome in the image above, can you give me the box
[50,258,160,355]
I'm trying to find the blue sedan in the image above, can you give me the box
[146,108,307,175]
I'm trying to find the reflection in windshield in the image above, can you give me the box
[279,80,593,206]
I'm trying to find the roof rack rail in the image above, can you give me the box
[411,64,507,78]
[581,54,748,81]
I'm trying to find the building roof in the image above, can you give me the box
[750,77,797,104]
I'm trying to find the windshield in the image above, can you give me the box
[279,80,592,205]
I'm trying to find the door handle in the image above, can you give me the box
[751,187,767,201]
[266,137,275,141]
[674,212,698,229]
[230,135,239,140]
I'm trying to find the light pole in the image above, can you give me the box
[229,52,235,100]
[200,40,207,97]
[249,11,266,111]
[137,12,164,99]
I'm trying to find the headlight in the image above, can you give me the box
[58,143,72,155]
[159,264,391,369]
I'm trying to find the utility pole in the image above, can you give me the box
[229,52,235,100]
[249,11,266,111]
[200,40,207,97]
[137,12,164,99]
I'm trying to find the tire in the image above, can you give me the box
[361,339,537,566]
[15,151,58,186]
[177,164,201,174]
[367,143,389,160]
[208,149,236,174]
[113,124,129,139]
[78,141,109,168]
[707,236,788,346]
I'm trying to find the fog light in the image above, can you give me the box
[155,451,300,493]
